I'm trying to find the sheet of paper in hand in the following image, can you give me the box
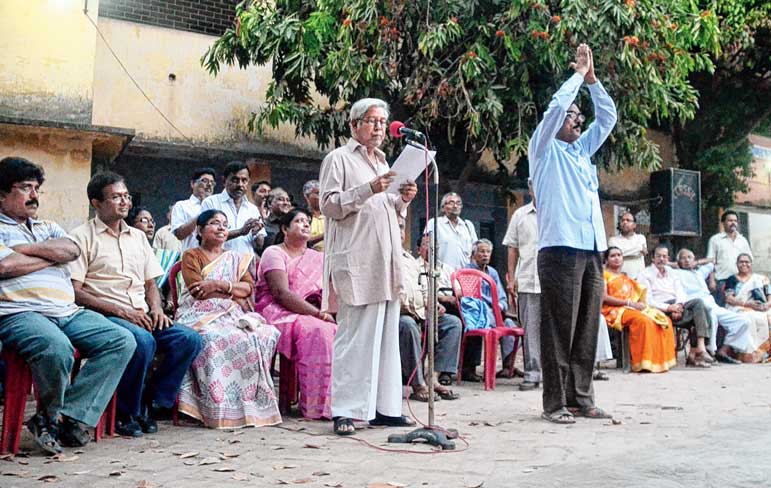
[387,144,436,194]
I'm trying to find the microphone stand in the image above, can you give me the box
[387,137,457,450]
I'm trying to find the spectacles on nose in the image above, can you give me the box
[566,111,585,123]
[273,197,291,203]
[206,221,229,229]
[12,183,44,195]
[445,201,462,207]
[107,194,132,203]
[136,217,155,225]
[360,118,388,127]
[195,178,215,185]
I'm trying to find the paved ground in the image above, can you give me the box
[2,360,770,488]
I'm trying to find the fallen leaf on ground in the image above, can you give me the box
[228,438,242,444]
[468,421,479,426]
[312,471,331,476]
[179,451,199,459]
[0,453,14,461]
[183,461,197,466]
[324,483,343,488]
[213,467,236,472]
[2,471,31,477]
[277,480,290,485]
[53,454,80,462]
[38,475,59,483]
[219,451,240,458]
[466,482,484,488]
[17,459,29,465]
[611,419,623,425]
[271,446,285,450]
[72,470,93,475]
[273,464,299,470]
[291,478,314,484]
[303,443,323,449]
[367,483,408,488]
[231,473,250,481]
[199,457,220,465]
[109,471,123,477]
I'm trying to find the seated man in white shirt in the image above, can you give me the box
[637,245,714,367]
[675,248,764,364]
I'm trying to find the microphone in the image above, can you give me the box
[389,121,425,142]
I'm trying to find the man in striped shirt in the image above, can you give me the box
[0,157,136,455]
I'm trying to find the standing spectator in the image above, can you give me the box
[171,167,216,251]
[424,192,478,270]
[319,97,418,436]
[303,180,325,251]
[201,161,265,256]
[153,205,182,252]
[608,211,647,279]
[503,180,541,391]
[259,187,292,255]
[464,239,518,379]
[0,157,136,455]
[707,210,752,303]
[69,172,203,438]
[251,180,272,220]
[529,44,616,424]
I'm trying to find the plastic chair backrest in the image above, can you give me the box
[168,261,182,313]
[450,268,504,328]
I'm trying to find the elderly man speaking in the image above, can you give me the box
[529,44,617,424]
[320,98,418,436]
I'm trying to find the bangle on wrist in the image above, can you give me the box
[226,281,233,295]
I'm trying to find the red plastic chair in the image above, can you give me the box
[167,262,298,419]
[451,269,525,391]
[1,348,116,454]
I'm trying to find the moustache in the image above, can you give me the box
[25,199,39,207]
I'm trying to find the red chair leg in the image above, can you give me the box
[1,351,33,455]
[172,396,180,426]
[457,336,467,386]
[484,333,498,391]
[94,392,117,442]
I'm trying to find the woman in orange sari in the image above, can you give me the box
[602,247,677,373]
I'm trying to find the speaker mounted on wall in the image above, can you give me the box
[649,169,702,237]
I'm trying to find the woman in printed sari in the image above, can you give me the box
[602,246,677,372]
[724,253,771,353]
[175,209,281,429]
[254,208,336,420]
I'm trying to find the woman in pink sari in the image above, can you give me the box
[255,208,337,419]
[176,209,281,429]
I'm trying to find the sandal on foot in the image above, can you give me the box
[461,371,483,383]
[592,370,610,381]
[715,351,741,364]
[333,416,355,436]
[518,381,540,391]
[26,413,63,455]
[58,416,91,447]
[541,409,575,424]
[438,372,453,386]
[686,356,711,368]
[409,388,438,403]
[369,413,416,427]
[575,406,613,419]
[435,388,460,401]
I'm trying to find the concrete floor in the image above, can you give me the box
[1,361,770,488]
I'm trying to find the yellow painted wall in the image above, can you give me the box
[0,126,92,230]
[91,18,321,153]
[0,0,99,123]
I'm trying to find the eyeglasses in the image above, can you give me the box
[205,221,229,229]
[445,201,463,207]
[135,217,155,225]
[360,118,388,127]
[12,183,44,195]
[566,111,585,123]
[195,178,215,185]
[107,193,132,203]
[273,197,291,203]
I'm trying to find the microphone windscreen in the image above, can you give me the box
[389,121,405,138]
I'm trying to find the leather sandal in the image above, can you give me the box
[369,412,416,427]
[574,406,613,419]
[26,413,63,455]
[435,387,460,400]
[333,416,355,436]
[686,356,711,368]
[541,408,575,424]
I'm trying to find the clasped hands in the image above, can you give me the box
[570,43,597,85]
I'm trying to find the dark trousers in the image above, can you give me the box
[670,298,712,346]
[538,247,603,414]
[109,317,202,418]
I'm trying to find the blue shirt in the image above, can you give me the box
[675,263,716,305]
[465,261,508,313]
[529,73,617,251]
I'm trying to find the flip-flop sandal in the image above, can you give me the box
[333,416,356,436]
[575,406,613,419]
[541,409,575,424]
[438,372,453,386]
[686,356,711,368]
[26,414,63,455]
[435,388,460,400]
[592,370,610,381]
[369,413,417,427]
[409,389,439,402]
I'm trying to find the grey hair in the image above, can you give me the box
[440,192,461,208]
[676,248,694,261]
[302,179,319,196]
[736,253,753,264]
[349,98,390,123]
[472,238,493,254]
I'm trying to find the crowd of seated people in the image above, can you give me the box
[3,152,771,457]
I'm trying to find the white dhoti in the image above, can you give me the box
[331,300,402,420]
[709,305,756,353]
[741,311,771,349]
[596,315,614,362]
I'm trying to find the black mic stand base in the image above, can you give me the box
[387,426,459,450]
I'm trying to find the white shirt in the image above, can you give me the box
[502,203,540,293]
[637,264,687,312]
[707,232,752,280]
[170,194,204,251]
[424,215,478,270]
[201,190,266,255]
[607,233,647,279]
